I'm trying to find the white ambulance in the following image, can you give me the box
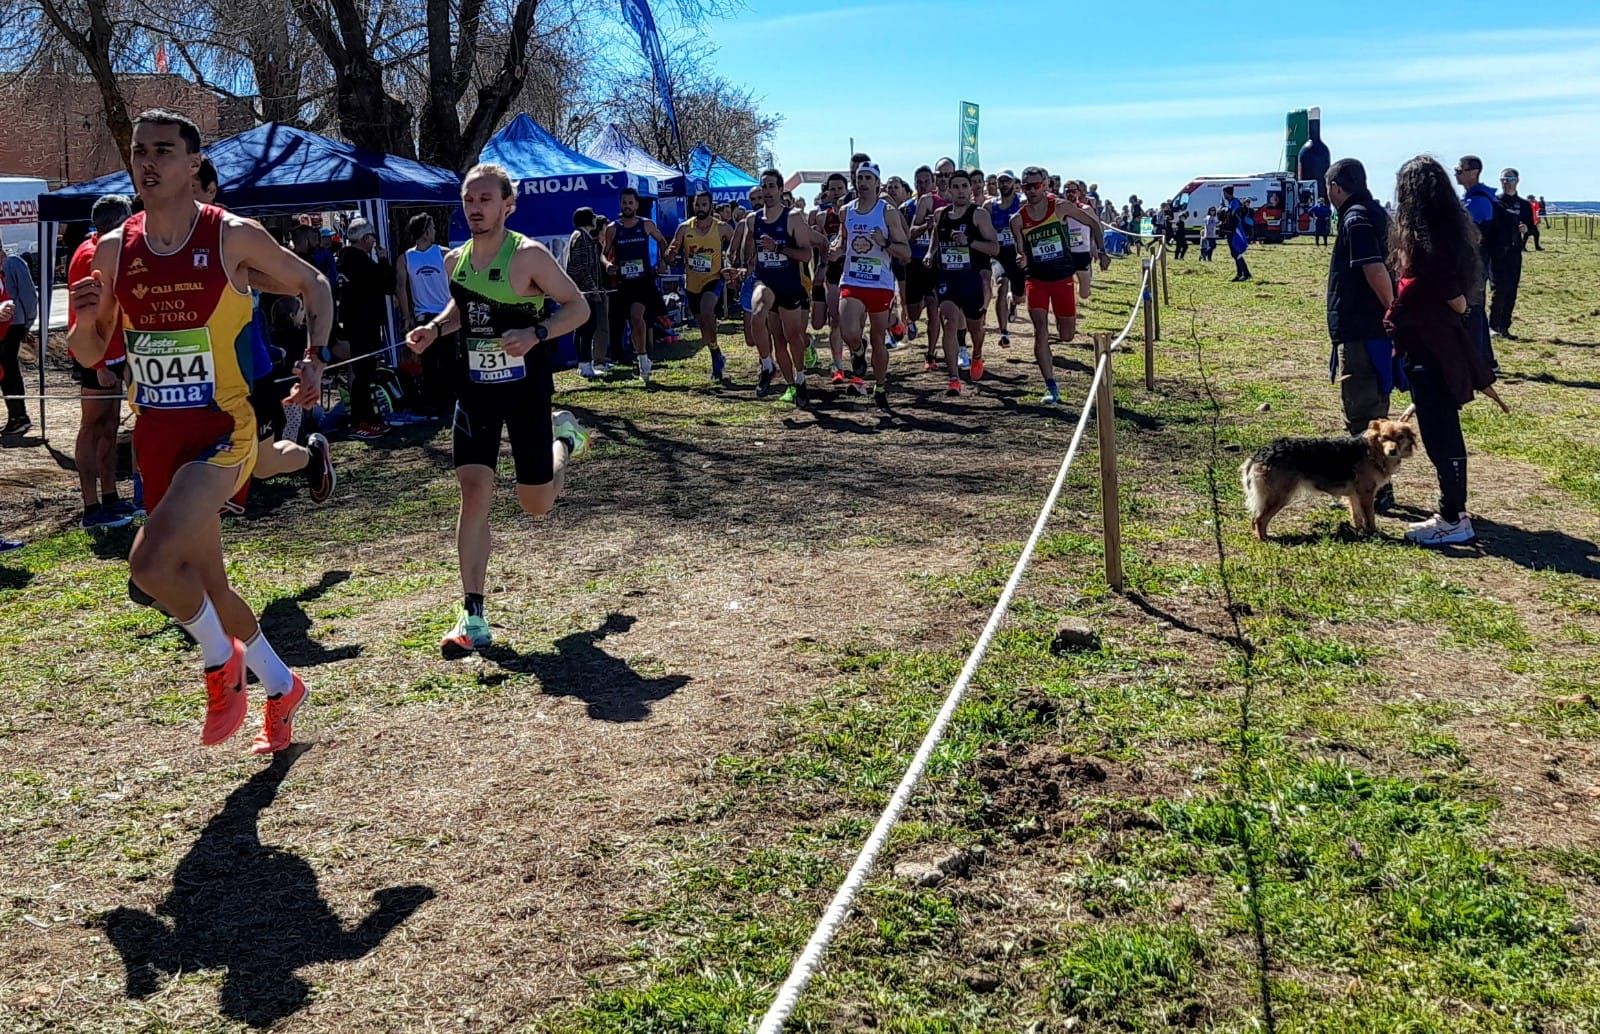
[1167,172,1319,242]
[0,176,45,258]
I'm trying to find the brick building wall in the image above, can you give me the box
[0,74,222,186]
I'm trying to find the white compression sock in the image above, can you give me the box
[244,630,295,697]
[179,597,234,668]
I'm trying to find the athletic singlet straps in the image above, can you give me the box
[840,199,895,291]
[449,232,547,386]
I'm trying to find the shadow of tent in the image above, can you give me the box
[103,745,434,1029]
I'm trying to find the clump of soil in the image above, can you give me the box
[972,743,1139,839]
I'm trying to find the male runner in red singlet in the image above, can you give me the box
[69,110,335,755]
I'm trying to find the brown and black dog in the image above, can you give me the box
[1242,419,1419,540]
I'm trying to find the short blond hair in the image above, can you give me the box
[464,162,514,198]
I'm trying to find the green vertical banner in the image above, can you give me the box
[958,101,980,168]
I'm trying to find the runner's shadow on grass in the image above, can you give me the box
[258,570,363,668]
[0,564,30,590]
[477,612,687,722]
[86,523,137,561]
[1438,519,1600,579]
[101,744,435,1029]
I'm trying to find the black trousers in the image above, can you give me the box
[1406,360,1468,518]
[1,324,27,421]
[347,329,382,423]
[415,313,458,418]
[1489,248,1523,333]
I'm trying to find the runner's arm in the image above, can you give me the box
[501,241,589,357]
[228,216,335,407]
[884,207,912,263]
[600,224,617,268]
[646,219,670,273]
[395,254,413,325]
[665,224,687,261]
[784,213,816,261]
[971,208,999,257]
[1010,213,1028,269]
[65,233,123,368]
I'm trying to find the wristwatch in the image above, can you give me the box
[534,323,549,342]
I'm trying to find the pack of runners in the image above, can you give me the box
[651,156,1112,408]
[66,116,1112,759]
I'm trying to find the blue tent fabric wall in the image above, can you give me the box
[686,145,759,204]
[37,123,461,222]
[458,114,657,245]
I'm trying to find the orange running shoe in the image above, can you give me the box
[251,675,306,755]
[201,640,248,745]
[971,358,985,381]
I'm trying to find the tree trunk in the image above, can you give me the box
[36,0,134,175]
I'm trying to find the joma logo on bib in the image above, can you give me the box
[127,327,217,409]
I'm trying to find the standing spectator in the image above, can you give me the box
[65,194,136,526]
[1221,187,1253,281]
[1324,159,1398,513]
[1453,155,1498,370]
[396,213,456,418]
[1173,213,1189,258]
[567,206,610,378]
[336,217,396,440]
[1528,194,1543,251]
[1384,155,1504,547]
[0,241,39,436]
[1310,196,1333,245]
[1201,207,1218,261]
[1491,168,1535,339]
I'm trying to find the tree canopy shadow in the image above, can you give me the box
[102,745,435,1028]
[478,611,688,722]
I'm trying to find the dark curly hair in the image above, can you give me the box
[1389,155,1480,291]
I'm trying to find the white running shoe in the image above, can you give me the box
[1405,513,1475,546]
[638,355,653,385]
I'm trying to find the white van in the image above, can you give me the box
[0,176,45,258]
[1168,173,1318,242]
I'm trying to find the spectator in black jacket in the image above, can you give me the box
[1325,157,1397,514]
[1491,168,1535,339]
[336,218,396,440]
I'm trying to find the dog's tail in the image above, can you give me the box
[1240,457,1262,517]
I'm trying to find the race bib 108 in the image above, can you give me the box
[127,327,216,409]
[467,336,527,384]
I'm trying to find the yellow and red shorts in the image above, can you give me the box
[132,404,257,514]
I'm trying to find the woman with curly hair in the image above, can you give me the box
[1383,155,1508,547]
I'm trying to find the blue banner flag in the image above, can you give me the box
[620,0,682,159]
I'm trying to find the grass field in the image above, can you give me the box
[3,232,1599,1033]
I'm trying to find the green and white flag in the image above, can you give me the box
[958,102,980,168]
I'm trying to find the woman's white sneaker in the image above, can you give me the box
[1405,513,1475,546]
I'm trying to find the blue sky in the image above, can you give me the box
[695,2,1600,203]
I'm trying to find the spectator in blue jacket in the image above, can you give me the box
[1454,155,1497,371]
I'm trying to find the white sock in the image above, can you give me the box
[244,629,296,697]
[795,371,806,385]
[761,357,775,373]
[180,597,234,668]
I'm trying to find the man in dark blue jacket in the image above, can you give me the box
[1455,155,1497,370]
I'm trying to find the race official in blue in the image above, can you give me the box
[1454,155,1497,371]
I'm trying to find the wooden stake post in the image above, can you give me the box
[1093,333,1124,593]
[1159,243,1170,307]
[1141,261,1156,391]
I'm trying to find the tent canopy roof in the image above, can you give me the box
[482,115,653,194]
[38,122,462,222]
[585,125,683,186]
[687,144,759,194]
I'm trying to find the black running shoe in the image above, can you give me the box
[795,380,810,408]
[874,385,890,411]
[757,364,775,397]
[852,349,868,380]
[305,432,336,504]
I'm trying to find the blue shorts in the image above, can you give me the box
[739,275,756,311]
[687,280,724,313]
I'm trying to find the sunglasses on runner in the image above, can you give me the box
[1022,181,1045,190]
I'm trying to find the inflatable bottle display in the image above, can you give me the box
[1284,109,1309,174]
[1297,106,1331,200]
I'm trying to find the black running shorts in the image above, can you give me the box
[995,248,1026,294]
[905,258,938,304]
[452,378,556,486]
[937,278,986,322]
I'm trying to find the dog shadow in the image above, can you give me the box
[101,745,435,1028]
[1438,519,1600,579]
[477,611,688,722]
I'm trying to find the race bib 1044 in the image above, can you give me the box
[127,327,216,409]
[467,336,527,384]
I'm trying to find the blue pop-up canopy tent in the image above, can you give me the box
[687,144,759,205]
[586,125,685,197]
[456,114,657,254]
[34,123,463,425]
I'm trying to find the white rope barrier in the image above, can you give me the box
[756,249,1161,1033]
